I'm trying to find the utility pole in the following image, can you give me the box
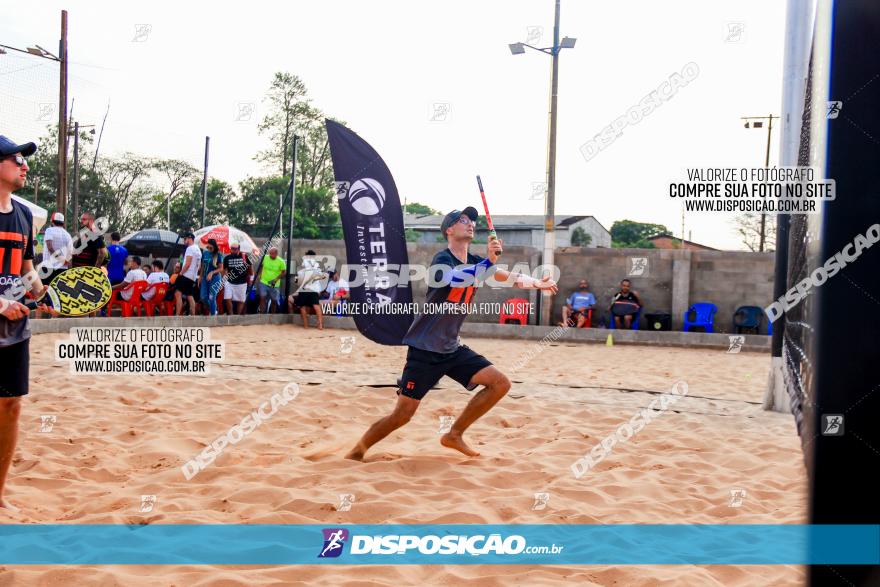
[508,0,576,325]
[200,136,210,226]
[72,121,79,224]
[57,10,69,218]
[742,114,779,252]
[284,136,299,303]
[540,0,562,326]
[70,122,95,225]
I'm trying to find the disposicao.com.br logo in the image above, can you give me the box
[318,528,563,558]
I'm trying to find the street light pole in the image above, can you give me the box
[201,136,210,227]
[742,114,779,252]
[509,0,575,325]
[3,13,70,219]
[57,10,69,219]
[541,0,561,327]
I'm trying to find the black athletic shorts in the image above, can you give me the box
[398,344,492,401]
[295,291,320,307]
[175,276,197,298]
[0,338,30,397]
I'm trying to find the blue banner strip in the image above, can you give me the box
[0,524,877,565]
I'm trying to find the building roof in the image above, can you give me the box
[405,213,608,233]
[647,234,718,251]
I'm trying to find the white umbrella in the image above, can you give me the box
[193,224,258,254]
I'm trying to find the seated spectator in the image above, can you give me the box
[610,278,642,329]
[322,270,350,312]
[143,260,169,301]
[560,279,596,328]
[112,255,147,301]
[169,261,181,284]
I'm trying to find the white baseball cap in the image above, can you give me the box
[51,212,65,223]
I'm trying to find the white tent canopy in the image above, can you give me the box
[12,194,47,236]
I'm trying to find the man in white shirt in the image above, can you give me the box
[112,255,147,301]
[142,260,170,301]
[42,212,72,283]
[174,232,201,316]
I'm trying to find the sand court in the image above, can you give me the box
[0,325,806,585]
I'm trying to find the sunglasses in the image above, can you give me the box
[3,155,26,167]
[457,216,473,226]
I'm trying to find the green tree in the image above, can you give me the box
[256,72,310,176]
[160,178,236,232]
[610,220,668,248]
[570,226,592,247]
[233,176,291,235]
[232,176,341,238]
[296,185,342,239]
[297,108,336,190]
[148,158,200,229]
[91,153,157,232]
[404,202,439,215]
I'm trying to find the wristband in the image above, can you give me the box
[515,274,541,289]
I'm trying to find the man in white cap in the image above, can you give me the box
[42,211,72,284]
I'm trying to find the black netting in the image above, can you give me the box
[781,50,816,445]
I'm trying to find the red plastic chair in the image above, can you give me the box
[141,282,170,316]
[575,308,593,328]
[500,297,530,325]
[109,280,149,317]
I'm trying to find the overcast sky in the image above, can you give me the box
[4,0,787,249]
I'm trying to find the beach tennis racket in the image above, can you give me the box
[25,266,112,316]
[476,175,501,256]
[611,300,641,316]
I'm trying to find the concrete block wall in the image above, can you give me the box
[253,239,775,332]
[689,250,775,333]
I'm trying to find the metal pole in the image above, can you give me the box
[770,0,812,360]
[56,10,68,220]
[540,0,561,326]
[759,114,775,252]
[72,121,79,224]
[201,136,209,226]
[284,136,299,303]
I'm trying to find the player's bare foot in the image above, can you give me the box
[0,498,20,511]
[440,431,480,457]
[345,445,366,461]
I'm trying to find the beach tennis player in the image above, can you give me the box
[345,206,558,460]
[0,135,53,509]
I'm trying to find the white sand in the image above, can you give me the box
[0,325,807,586]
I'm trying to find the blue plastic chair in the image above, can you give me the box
[683,302,717,333]
[608,308,641,330]
[733,305,764,334]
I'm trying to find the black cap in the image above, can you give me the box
[440,206,479,235]
[0,135,37,157]
[181,231,195,239]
